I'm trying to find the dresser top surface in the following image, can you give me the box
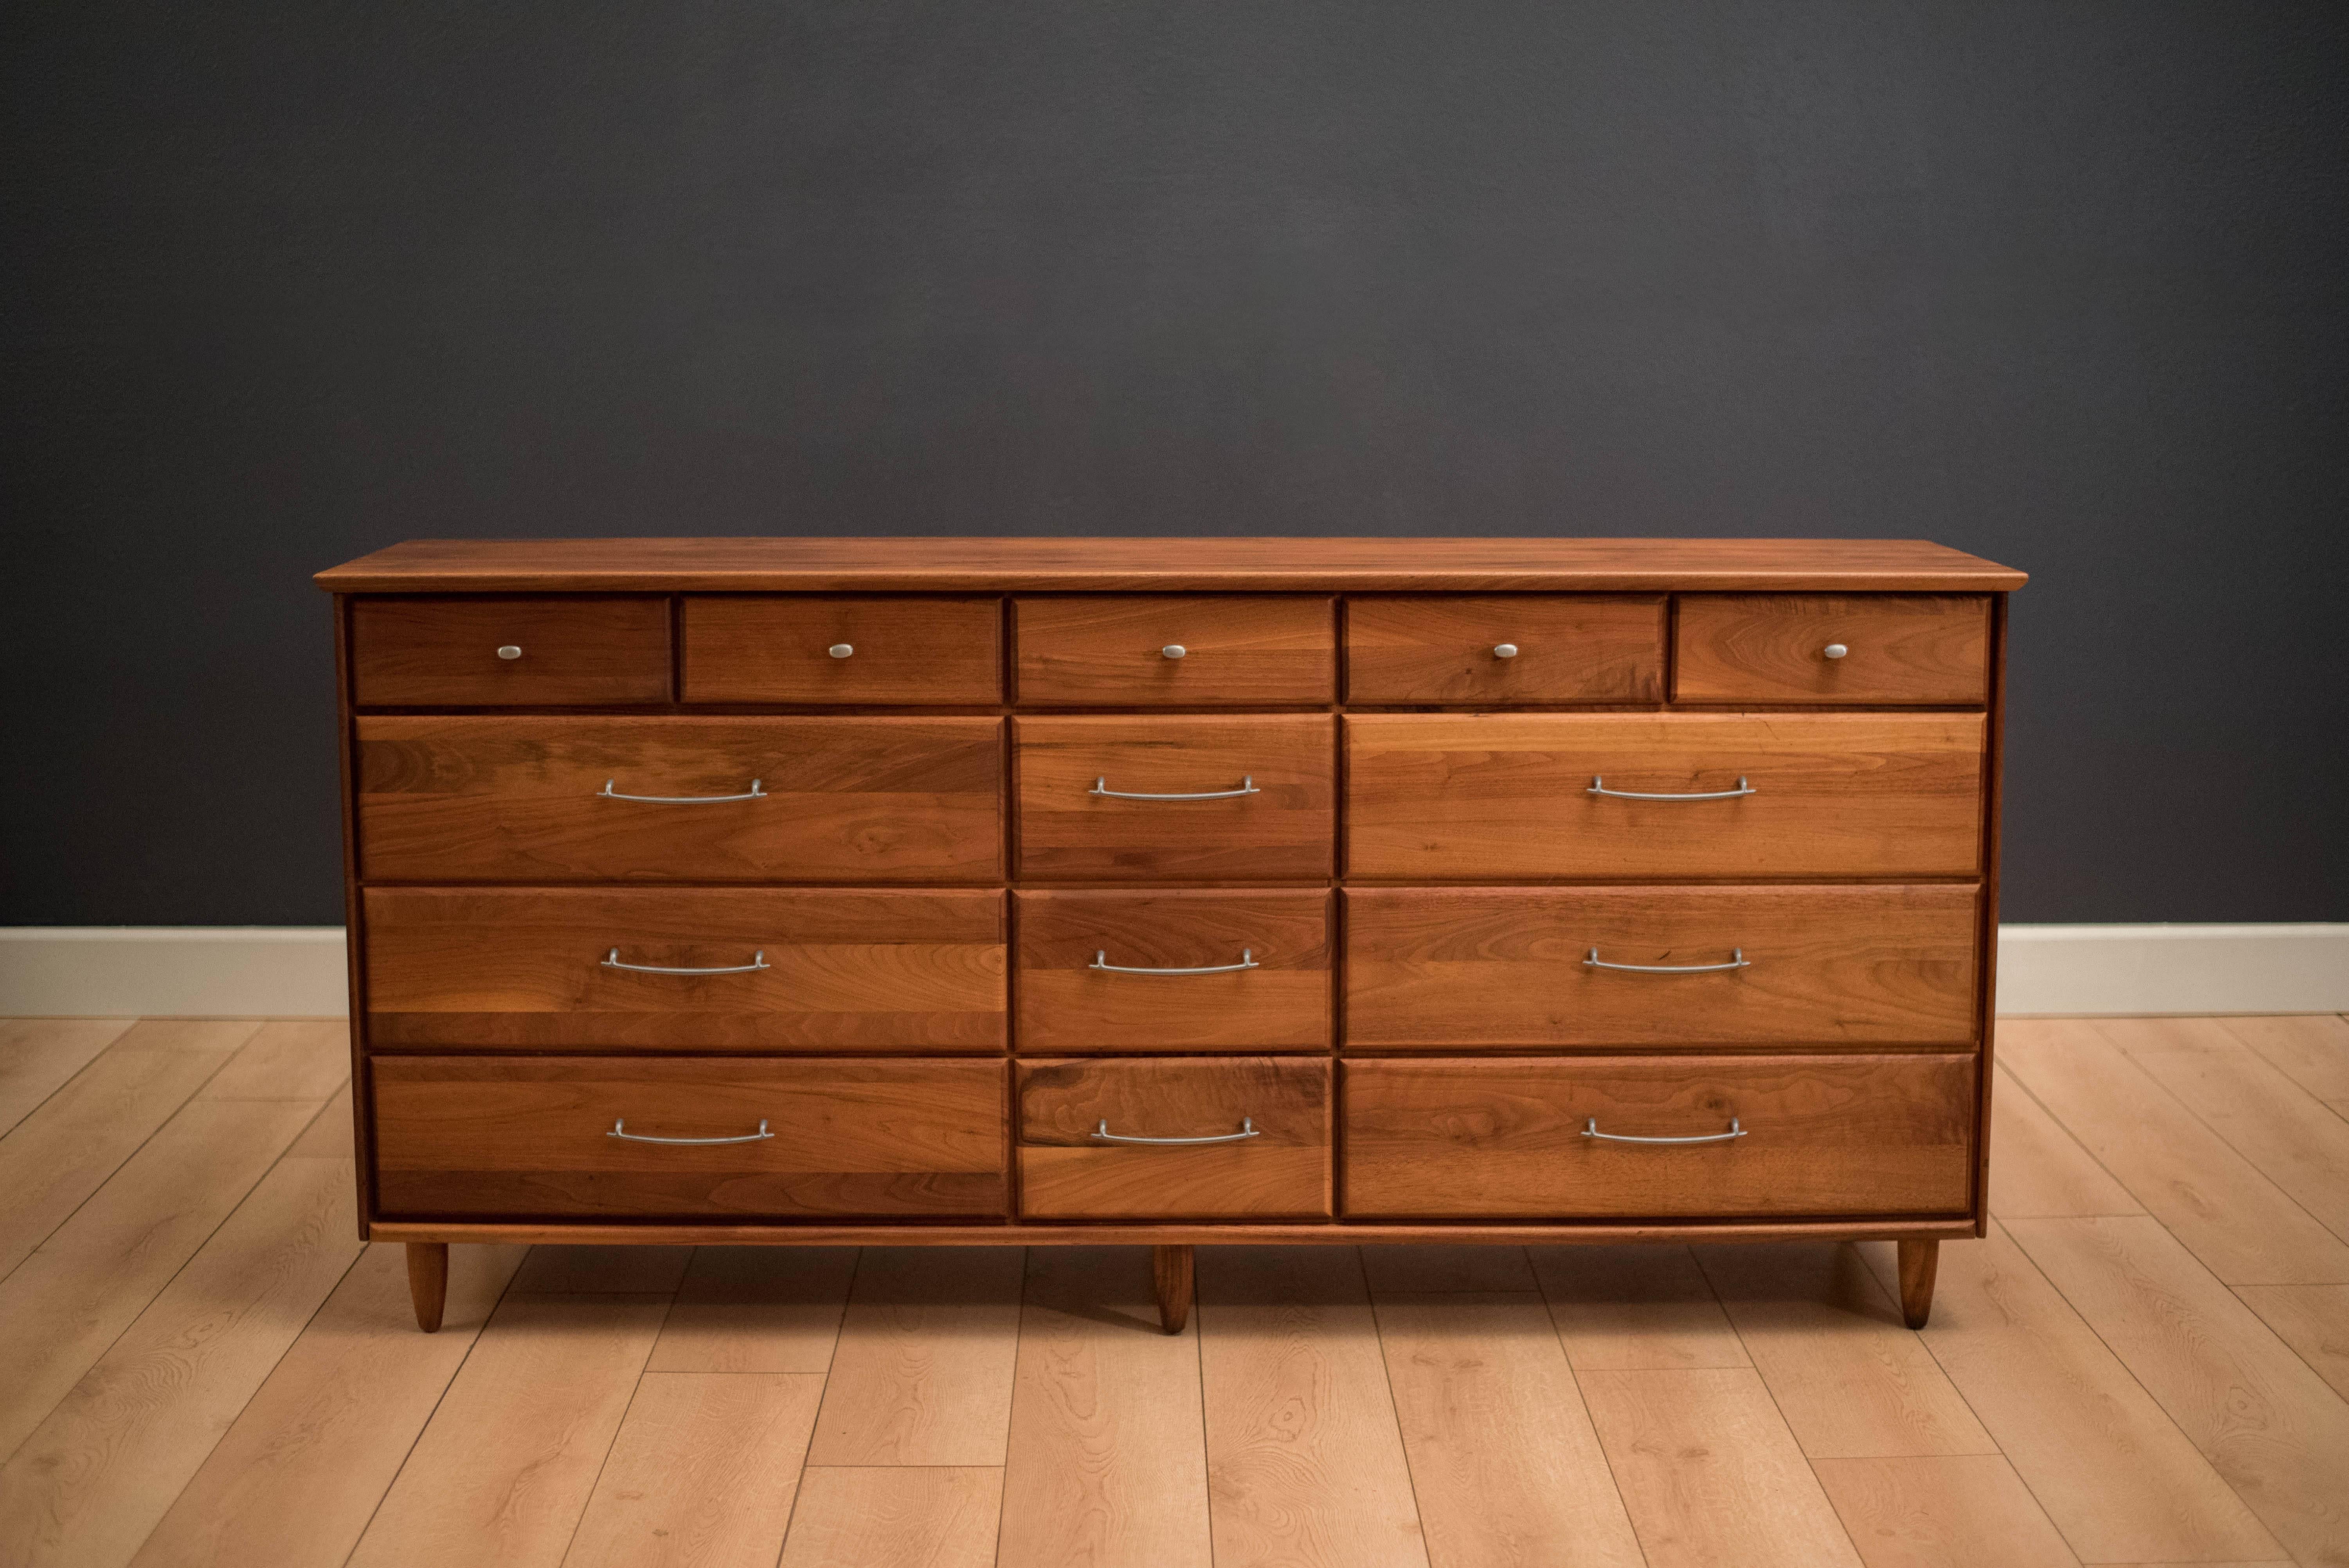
[317,536,2025,594]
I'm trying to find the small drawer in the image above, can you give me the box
[1015,596,1334,705]
[1015,890,1330,1051]
[1014,715,1335,880]
[373,1056,1007,1218]
[1346,595,1664,704]
[364,888,1006,1050]
[1344,885,1977,1048]
[350,596,671,706]
[1342,1054,1976,1219]
[682,596,1001,704]
[1674,594,1990,705]
[1017,1057,1331,1218]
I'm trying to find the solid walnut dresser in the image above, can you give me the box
[316,537,2024,1334]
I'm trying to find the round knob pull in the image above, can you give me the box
[496,645,522,661]
[1822,643,1849,660]
[1161,644,1187,660]
[1492,643,1519,660]
[828,644,854,659]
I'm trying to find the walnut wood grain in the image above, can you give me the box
[1674,593,1991,705]
[362,887,1005,1049]
[355,715,1001,882]
[1343,884,1978,1048]
[1342,1054,1976,1219]
[405,1242,447,1332]
[1015,595,1334,706]
[1154,1244,1195,1334]
[349,595,672,706]
[1345,712,1985,879]
[1345,594,1664,704]
[680,595,1002,704]
[1897,1237,1939,1328]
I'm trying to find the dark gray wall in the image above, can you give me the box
[5,1,2345,926]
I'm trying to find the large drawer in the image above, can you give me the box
[1016,1057,1330,1218]
[1674,594,1989,705]
[350,595,672,706]
[1345,712,1983,879]
[1344,885,1978,1048]
[681,596,1001,704]
[355,715,1002,882]
[363,888,1005,1049]
[1014,596,1334,706]
[1345,595,1664,704]
[1342,1054,1976,1219]
[373,1056,1007,1218]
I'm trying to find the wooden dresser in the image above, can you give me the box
[317,537,2023,1334]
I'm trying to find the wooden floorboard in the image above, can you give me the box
[0,1019,134,1138]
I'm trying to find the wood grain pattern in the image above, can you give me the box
[2219,1014,2349,1109]
[1985,1067,2144,1218]
[776,1467,1004,1568]
[199,1019,351,1100]
[1344,593,1664,704]
[646,1246,860,1373]
[356,714,1003,882]
[1530,1244,1751,1370]
[0,1018,132,1137]
[680,594,1002,704]
[1015,594,1334,706]
[510,1243,696,1292]
[350,594,672,705]
[1673,595,1990,705]
[1014,715,1335,880]
[1345,712,1985,879]
[373,1056,1007,1218]
[1014,889,1331,1051]
[2232,1284,2349,1403]
[1017,1058,1330,1219]
[1343,1055,1976,1219]
[1344,885,1978,1048]
[1360,1244,1537,1293]
[1809,1455,2083,1568]
[364,888,1006,1049]
[806,1246,1024,1466]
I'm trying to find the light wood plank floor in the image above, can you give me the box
[2,1013,2347,1568]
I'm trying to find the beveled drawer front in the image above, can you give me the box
[364,888,1005,1050]
[356,715,1002,882]
[1346,712,1983,879]
[1015,890,1330,1051]
[1014,715,1335,880]
[680,596,1001,704]
[373,1056,1007,1218]
[1017,1057,1330,1218]
[1344,885,1978,1048]
[350,595,671,706]
[1343,1054,1975,1219]
[1345,595,1664,704]
[1014,595,1334,706]
[1674,594,1990,705]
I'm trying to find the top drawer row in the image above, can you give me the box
[349,593,1991,708]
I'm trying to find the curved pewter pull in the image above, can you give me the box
[602,949,770,976]
[599,778,767,804]
[1583,947,1749,974]
[1586,775,1754,801]
[1089,774,1259,801]
[1582,1117,1746,1145]
[1089,949,1258,976]
[1092,1117,1262,1145]
[609,1118,774,1145]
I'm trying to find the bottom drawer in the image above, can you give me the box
[1017,1057,1330,1219]
[373,1057,1006,1218]
[1342,1054,1974,1219]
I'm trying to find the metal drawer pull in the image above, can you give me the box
[829,643,854,658]
[1492,642,1519,659]
[1161,644,1187,659]
[1823,643,1849,659]
[601,948,770,976]
[1582,1117,1746,1145]
[1587,775,1754,801]
[599,778,767,804]
[1584,947,1749,974]
[496,644,523,660]
[1092,1117,1261,1145]
[609,1118,773,1145]
[1090,949,1258,976]
[1089,774,1259,801]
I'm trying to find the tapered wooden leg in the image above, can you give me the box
[407,1242,448,1333]
[1897,1238,1938,1330]
[1154,1244,1193,1335]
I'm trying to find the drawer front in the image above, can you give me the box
[681,596,1001,704]
[1345,595,1664,704]
[1346,712,1982,879]
[1015,716,1335,880]
[1017,1057,1330,1218]
[364,888,1005,1050]
[356,715,1002,882]
[1343,1054,1975,1219]
[1015,596,1334,706]
[1345,885,1978,1048]
[350,596,671,706]
[373,1056,1007,1218]
[1674,594,1990,705]
[1015,890,1330,1051]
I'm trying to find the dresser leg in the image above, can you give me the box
[407,1242,449,1333]
[1897,1239,1938,1330]
[1154,1244,1194,1335]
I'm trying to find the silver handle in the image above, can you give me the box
[496,645,522,660]
[1161,644,1187,659]
[1089,948,1258,976]
[1092,1117,1261,1145]
[1090,774,1259,801]
[1584,947,1749,974]
[829,643,854,658]
[1587,775,1754,801]
[1582,1117,1746,1145]
[1492,643,1519,659]
[609,1118,773,1145]
[1823,643,1849,659]
[599,778,767,804]
[601,948,770,976]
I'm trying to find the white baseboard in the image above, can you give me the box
[0,923,2342,1021]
